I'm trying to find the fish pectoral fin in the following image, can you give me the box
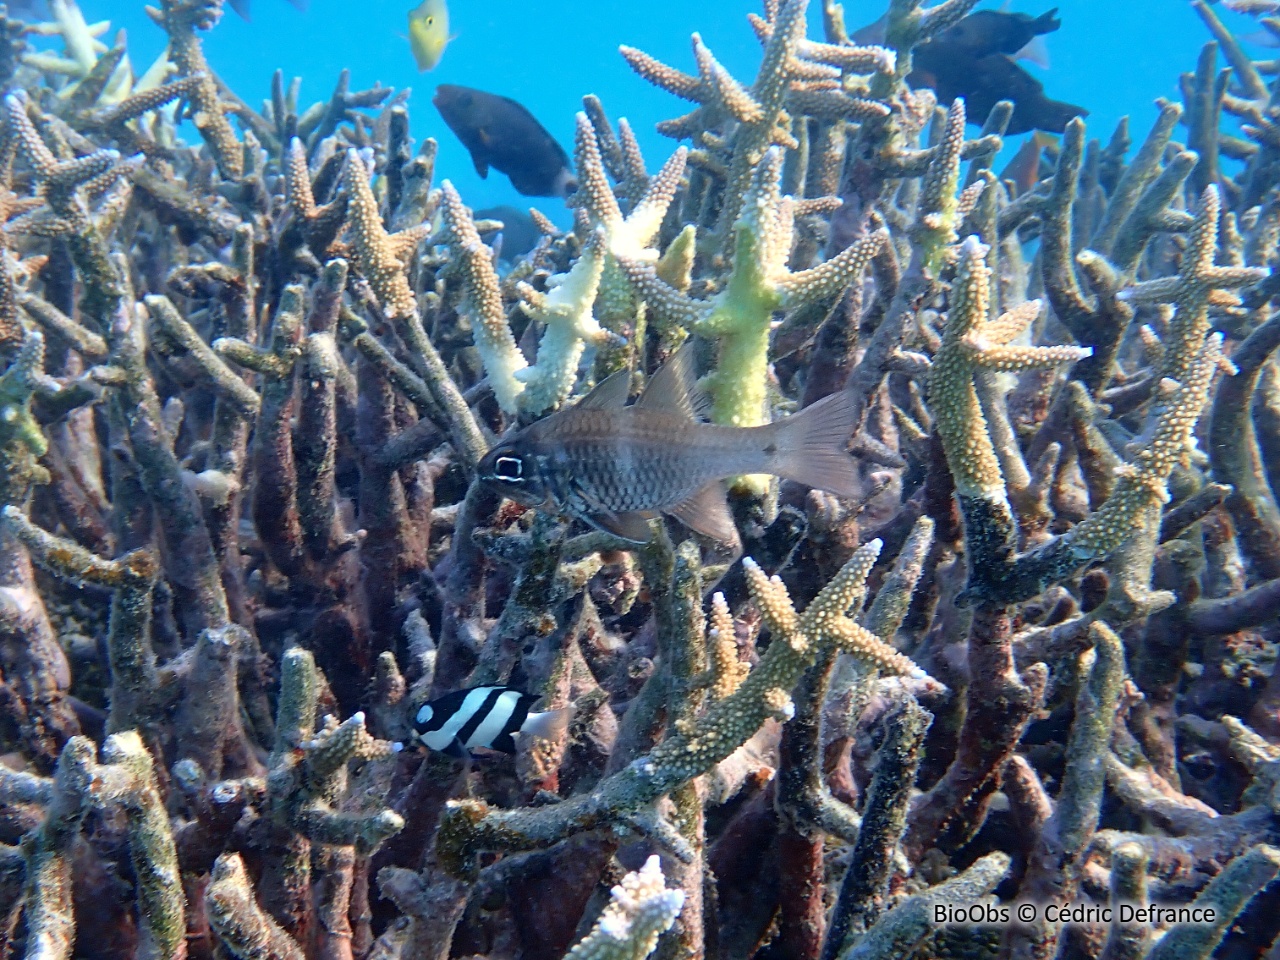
[637,340,711,421]
[665,483,741,545]
[584,510,656,544]
[521,706,572,742]
[1015,34,1051,69]
[575,368,632,409]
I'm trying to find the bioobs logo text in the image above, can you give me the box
[934,903,1012,925]
[933,902,1219,926]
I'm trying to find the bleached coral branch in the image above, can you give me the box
[564,855,685,960]
[513,234,613,415]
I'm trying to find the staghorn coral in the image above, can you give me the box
[626,149,887,431]
[441,175,623,417]
[343,150,429,325]
[433,540,932,871]
[623,0,889,252]
[563,855,684,960]
[206,853,306,960]
[10,731,185,960]
[145,0,242,180]
[4,0,1280,958]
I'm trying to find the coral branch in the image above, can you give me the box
[564,855,684,960]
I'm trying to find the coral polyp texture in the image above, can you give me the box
[5,0,1280,958]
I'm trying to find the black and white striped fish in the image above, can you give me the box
[412,686,569,758]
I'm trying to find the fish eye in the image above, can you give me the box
[494,456,525,482]
[426,15,433,23]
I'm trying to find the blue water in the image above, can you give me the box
[91,0,1256,218]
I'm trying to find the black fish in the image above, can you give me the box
[413,685,569,758]
[433,84,576,198]
[934,8,1061,59]
[907,8,1085,135]
[227,0,307,21]
[476,205,544,261]
[853,7,1058,57]
[911,43,1085,135]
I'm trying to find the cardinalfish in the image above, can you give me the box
[476,342,864,545]
[407,0,453,71]
[411,686,570,758]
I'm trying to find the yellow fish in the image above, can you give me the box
[407,0,451,72]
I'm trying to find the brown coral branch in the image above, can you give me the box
[1208,311,1280,580]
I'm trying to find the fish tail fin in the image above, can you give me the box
[1031,8,1061,35]
[1040,98,1088,134]
[520,705,573,743]
[763,390,861,498]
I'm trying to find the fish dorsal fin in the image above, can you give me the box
[583,509,655,543]
[575,368,632,410]
[665,482,740,545]
[637,341,710,421]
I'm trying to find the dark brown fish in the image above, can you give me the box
[918,49,1085,134]
[433,84,575,198]
[476,205,544,261]
[935,8,1061,59]
[476,344,862,544]
[902,7,1086,135]
[852,7,1057,57]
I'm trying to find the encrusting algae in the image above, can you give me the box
[4,0,1280,958]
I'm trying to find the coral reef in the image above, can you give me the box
[3,0,1280,958]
